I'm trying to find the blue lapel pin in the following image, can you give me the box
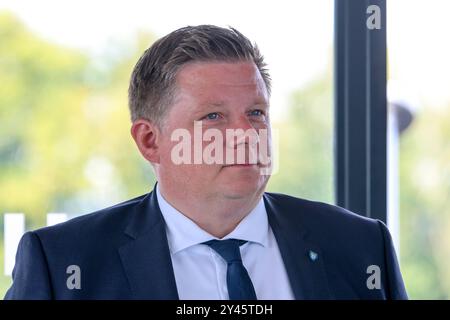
[309,250,318,262]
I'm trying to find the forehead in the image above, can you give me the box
[175,61,268,101]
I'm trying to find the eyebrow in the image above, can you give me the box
[196,100,269,112]
[191,102,223,116]
[193,101,270,116]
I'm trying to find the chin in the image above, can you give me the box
[220,179,265,200]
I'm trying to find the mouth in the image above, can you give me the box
[223,163,259,168]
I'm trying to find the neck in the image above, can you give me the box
[157,183,265,238]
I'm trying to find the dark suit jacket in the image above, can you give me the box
[4,184,408,299]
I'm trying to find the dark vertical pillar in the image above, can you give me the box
[334,0,387,222]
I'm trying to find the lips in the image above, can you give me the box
[223,163,259,167]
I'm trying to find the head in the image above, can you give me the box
[129,25,273,203]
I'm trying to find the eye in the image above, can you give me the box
[249,109,266,118]
[202,112,221,121]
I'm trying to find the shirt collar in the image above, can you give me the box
[156,183,269,254]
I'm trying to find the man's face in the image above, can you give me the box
[157,61,271,201]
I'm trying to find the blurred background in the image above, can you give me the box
[0,0,449,299]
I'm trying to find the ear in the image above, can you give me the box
[130,119,161,164]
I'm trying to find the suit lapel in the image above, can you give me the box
[118,186,179,299]
[264,194,333,299]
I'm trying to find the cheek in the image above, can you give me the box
[159,137,221,177]
[158,139,175,165]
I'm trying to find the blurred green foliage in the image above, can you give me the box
[0,12,155,229]
[398,107,450,299]
[1,11,449,299]
[268,70,334,203]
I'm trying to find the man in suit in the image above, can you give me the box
[5,25,407,300]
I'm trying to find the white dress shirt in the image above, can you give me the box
[156,184,295,300]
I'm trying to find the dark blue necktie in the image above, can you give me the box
[204,239,257,300]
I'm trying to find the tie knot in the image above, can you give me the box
[203,239,247,264]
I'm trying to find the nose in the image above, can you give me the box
[234,115,256,131]
[225,116,260,149]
